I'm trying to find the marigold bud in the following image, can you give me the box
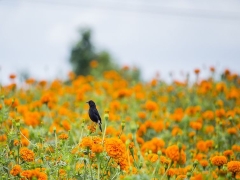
[104,113,109,121]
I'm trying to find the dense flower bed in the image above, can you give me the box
[0,68,240,179]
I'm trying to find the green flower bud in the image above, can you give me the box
[193,160,198,167]
[187,172,191,178]
[16,122,20,127]
[104,113,109,121]
[67,165,71,171]
[121,120,126,130]
[53,127,56,133]
[130,122,137,133]
[178,142,182,151]
[227,172,232,179]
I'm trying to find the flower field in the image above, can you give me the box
[1,68,240,180]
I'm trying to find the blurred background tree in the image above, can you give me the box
[69,28,96,76]
[69,28,141,81]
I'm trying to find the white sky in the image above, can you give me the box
[1,0,240,84]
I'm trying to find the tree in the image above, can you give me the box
[69,28,141,81]
[70,28,96,76]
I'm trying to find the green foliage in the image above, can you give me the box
[69,28,141,81]
[70,28,96,76]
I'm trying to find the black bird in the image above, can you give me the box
[86,100,102,132]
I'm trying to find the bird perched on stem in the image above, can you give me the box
[86,100,102,132]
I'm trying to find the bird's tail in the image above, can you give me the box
[98,123,102,132]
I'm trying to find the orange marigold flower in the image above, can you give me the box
[68,71,75,80]
[176,175,187,180]
[9,74,16,79]
[202,110,215,120]
[223,150,234,157]
[194,69,200,74]
[188,132,195,138]
[20,147,35,162]
[0,134,7,142]
[21,170,32,179]
[191,174,203,180]
[215,109,225,118]
[141,138,165,153]
[227,161,240,174]
[145,100,158,111]
[90,60,98,68]
[160,155,170,165]
[59,169,66,176]
[62,120,71,131]
[227,127,237,135]
[76,163,84,170]
[115,155,129,171]
[21,138,30,147]
[199,159,208,168]
[205,125,214,134]
[167,168,176,176]
[138,112,146,119]
[190,121,202,131]
[211,156,227,167]
[171,127,182,136]
[13,139,20,146]
[205,140,214,149]
[196,140,207,153]
[216,82,226,92]
[129,142,134,149]
[210,66,215,72]
[91,144,103,154]
[59,133,68,140]
[40,93,51,104]
[105,138,126,159]
[92,136,102,145]
[232,145,240,152]
[166,145,186,164]
[148,154,158,163]
[10,165,22,176]
[80,137,93,149]
[87,123,97,133]
[36,171,47,180]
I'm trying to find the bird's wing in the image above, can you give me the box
[93,108,101,122]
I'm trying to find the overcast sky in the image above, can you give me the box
[1,0,240,84]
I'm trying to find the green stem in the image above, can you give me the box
[102,122,107,145]
[79,127,84,145]
[160,162,172,180]
[133,133,145,170]
[98,161,100,180]
[88,151,93,180]
[111,170,119,180]
[152,160,160,178]
[54,130,57,150]
[101,157,111,178]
